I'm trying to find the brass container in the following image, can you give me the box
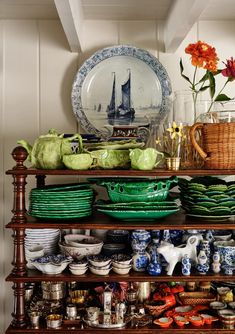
[165,157,181,171]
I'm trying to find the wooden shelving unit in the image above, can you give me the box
[5,146,235,333]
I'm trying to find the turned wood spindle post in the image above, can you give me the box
[10,146,28,327]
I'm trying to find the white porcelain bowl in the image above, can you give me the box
[214,233,232,241]
[209,301,227,310]
[88,255,111,267]
[112,261,132,269]
[69,260,88,268]
[59,242,103,260]
[110,254,132,266]
[64,234,103,248]
[31,261,70,275]
[69,266,88,275]
[112,265,132,275]
[89,265,112,276]
[25,245,45,269]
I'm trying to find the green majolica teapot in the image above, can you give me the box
[18,129,82,169]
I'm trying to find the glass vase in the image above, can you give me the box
[197,101,235,123]
[173,91,208,169]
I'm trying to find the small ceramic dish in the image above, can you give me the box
[89,263,111,270]
[87,255,111,267]
[31,254,72,275]
[64,234,103,248]
[112,261,132,269]
[112,265,132,275]
[218,309,235,319]
[111,254,132,265]
[69,259,88,268]
[25,245,44,257]
[69,266,88,275]
[154,317,173,328]
[173,315,189,327]
[174,305,193,314]
[89,265,112,276]
[213,232,232,241]
[210,301,227,310]
[200,314,219,325]
[188,315,204,326]
[228,302,235,309]
[32,261,70,275]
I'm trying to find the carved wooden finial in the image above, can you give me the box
[12,146,28,170]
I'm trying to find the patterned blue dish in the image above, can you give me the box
[71,45,171,139]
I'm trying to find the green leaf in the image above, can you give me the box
[180,58,191,83]
[198,72,209,83]
[208,72,215,98]
[214,94,232,102]
[180,58,184,72]
[199,85,210,92]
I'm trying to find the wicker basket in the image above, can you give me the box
[178,292,216,305]
[190,122,235,169]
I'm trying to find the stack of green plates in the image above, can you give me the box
[179,177,235,219]
[28,183,94,219]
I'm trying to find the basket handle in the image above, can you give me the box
[190,123,208,160]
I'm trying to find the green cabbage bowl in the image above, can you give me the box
[91,176,178,203]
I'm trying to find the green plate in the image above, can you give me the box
[207,185,228,192]
[97,208,179,221]
[188,186,207,192]
[29,206,91,213]
[205,190,226,196]
[195,197,217,203]
[30,190,93,197]
[186,214,231,221]
[217,199,235,207]
[31,183,91,191]
[29,202,91,211]
[95,200,178,210]
[194,201,218,208]
[29,209,92,219]
[209,207,231,215]
[190,193,208,199]
[210,194,230,200]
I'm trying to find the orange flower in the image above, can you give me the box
[185,41,219,72]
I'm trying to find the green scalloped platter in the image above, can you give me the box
[97,208,179,221]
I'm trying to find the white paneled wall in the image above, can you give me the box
[0,20,78,332]
[1,17,235,332]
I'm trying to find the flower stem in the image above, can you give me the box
[191,67,198,122]
[207,78,230,113]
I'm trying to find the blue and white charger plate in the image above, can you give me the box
[71,45,172,138]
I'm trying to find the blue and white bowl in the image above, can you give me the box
[32,254,72,275]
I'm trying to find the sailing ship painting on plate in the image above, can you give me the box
[106,70,135,125]
[80,58,162,133]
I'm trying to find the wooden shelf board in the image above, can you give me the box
[5,268,235,283]
[6,212,235,230]
[5,323,234,333]
[6,168,235,176]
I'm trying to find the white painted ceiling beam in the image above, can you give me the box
[54,0,83,53]
[164,0,211,53]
